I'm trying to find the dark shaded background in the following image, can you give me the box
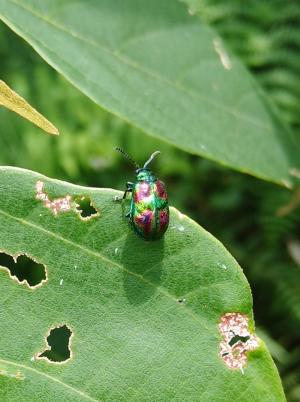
[1,0,300,399]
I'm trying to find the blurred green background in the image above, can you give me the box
[1,0,300,399]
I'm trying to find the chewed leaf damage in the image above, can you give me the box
[219,313,259,370]
[36,181,72,215]
[0,251,47,288]
[35,181,99,220]
[74,196,99,220]
[37,324,73,364]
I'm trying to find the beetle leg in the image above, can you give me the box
[126,200,134,218]
[123,182,134,200]
[114,182,134,202]
[123,190,132,199]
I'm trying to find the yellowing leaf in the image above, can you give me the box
[0,80,59,135]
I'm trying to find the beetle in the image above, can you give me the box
[115,147,169,240]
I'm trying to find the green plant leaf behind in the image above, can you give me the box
[0,0,299,187]
[0,167,285,401]
[0,79,59,135]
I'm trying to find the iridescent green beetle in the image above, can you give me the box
[115,148,169,241]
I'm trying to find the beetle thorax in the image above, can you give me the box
[136,169,156,182]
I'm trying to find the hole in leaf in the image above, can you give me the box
[75,196,99,220]
[0,252,47,288]
[228,334,250,347]
[38,325,72,363]
[219,313,259,370]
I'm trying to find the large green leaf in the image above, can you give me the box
[0,167,285,401]
[0,0,299,187]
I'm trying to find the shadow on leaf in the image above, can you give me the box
[121,233,164,305]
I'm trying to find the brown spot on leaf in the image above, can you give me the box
[219,313,259,370]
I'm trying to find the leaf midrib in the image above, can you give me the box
[4,0,272,132]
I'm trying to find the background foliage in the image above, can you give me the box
[0,0,300,400]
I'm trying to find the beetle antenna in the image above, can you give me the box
[115,147,140,169]
[143,151,160,168]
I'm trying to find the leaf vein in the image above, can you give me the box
[0,358,99,401]
[0,207,211,330]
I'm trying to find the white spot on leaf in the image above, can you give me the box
[177,298,186,304]
[289,168,300,179]
[188,8,196,16]
[281,178,293,189]
[171,224,185,232]
[213,38,232,70]
[287,240,300,267]
[177,211,184,220]
[0,368,24,380]
[36,181,72,215]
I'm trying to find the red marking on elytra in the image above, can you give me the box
[135,210,153,234]
[159,210,169,232]
[155,180,167,199]
[135,181,151,202]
